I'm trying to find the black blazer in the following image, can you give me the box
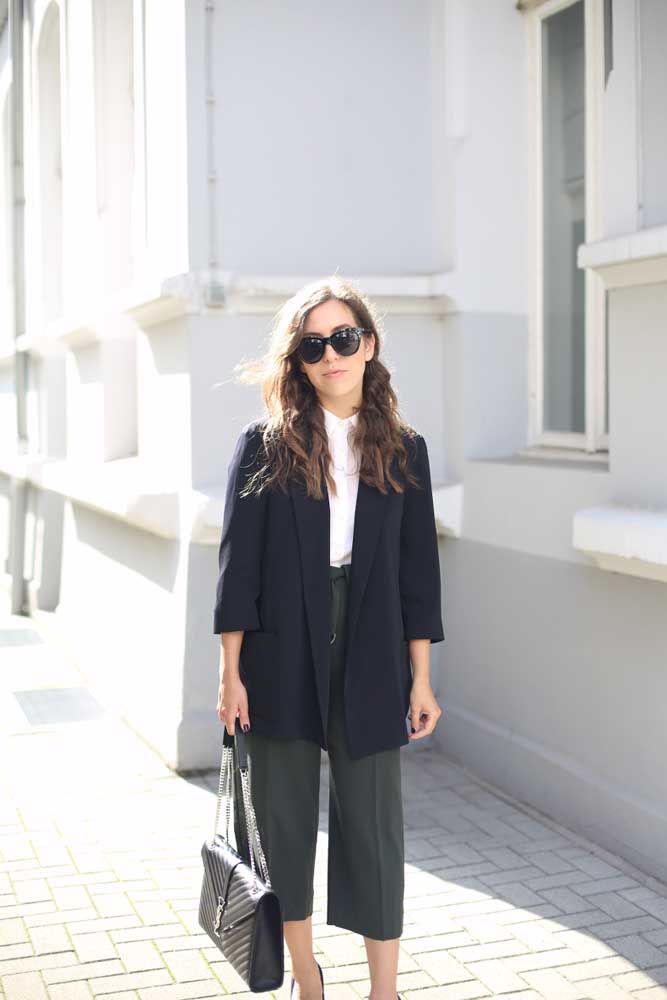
[213,418,445,759]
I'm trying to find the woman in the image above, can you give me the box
[214,276,445,1000]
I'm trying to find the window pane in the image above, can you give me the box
[638,0,667,227]
[542,1,586,434]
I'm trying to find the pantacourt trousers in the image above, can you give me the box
[231,563,405,940]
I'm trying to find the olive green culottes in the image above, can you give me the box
[231,563,405,940]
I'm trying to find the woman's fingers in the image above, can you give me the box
[217,681,251,736]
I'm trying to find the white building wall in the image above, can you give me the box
[0,0,666,882]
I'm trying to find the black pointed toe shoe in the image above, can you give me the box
[290,961,324,999]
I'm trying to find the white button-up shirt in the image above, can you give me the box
[321,404,360,566]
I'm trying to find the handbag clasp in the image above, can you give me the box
[213,894,227,936]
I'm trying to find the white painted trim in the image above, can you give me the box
[584,0,608,451]
[517,444,608,463]
[0,454,450,544]
[0,452,225,543]
[2,269,459,359]
[9,274,190,358]
[573,503,667,583]
[198,271,459,311]
[578,223,667,288]
[526,0,608,454]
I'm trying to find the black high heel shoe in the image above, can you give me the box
[289,960,324,999]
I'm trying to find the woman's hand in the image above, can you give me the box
[217,674,251,736]
[408,678,442,740]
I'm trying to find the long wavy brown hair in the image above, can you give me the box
[233,276,421,500]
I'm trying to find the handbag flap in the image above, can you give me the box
[201,835,274,931]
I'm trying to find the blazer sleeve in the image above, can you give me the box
[213,424,268,634]
[399,433,445,643]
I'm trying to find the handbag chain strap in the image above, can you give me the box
[211,736,273,891]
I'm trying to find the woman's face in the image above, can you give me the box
[298,298,375,409]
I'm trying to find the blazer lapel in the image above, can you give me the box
[288,471,390,730]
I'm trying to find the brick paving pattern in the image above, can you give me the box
[2,614,667,999]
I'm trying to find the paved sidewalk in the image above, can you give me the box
[2,614,667,1000]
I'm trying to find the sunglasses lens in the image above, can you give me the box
[299,338,325,364]
[331,328,361,355]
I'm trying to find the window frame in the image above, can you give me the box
[526,0,609,453]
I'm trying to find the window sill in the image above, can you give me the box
[573,504,667,584]
[578,223,667,289]
[468,448,609,473]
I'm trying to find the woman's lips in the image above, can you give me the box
[323,370,347,378]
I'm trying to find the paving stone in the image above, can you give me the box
[116,941,165,972]
[588,916,667,945]
[558,956,638,981]
[136,983,221,1000]
[160,951,210,983]
[107,925,181,945]
[23,908,95,928]
[464,958,528,993]
[0,922,28,947]
[52,888,93,912]
[448,940,531,963]
[46,984,95,1000]
[13,880,51,905]
[613,966,667,990]
[70,934,117,965]
[519,967,584,999]
[408,984,491,999]
[87,968,171,994]
[92,897,137,921]
[575,976,633,999]
[603,934,667,969]
[0,952,77,977]
[586,893,652,921]
[40,960,125,986]
[2,970,50,1000]
[553,928,617,960]
[4,615,667,1000]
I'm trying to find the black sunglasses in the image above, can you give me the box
[297,326,369,365]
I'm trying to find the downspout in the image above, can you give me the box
[203,0,225,308]
[9,0,27,614]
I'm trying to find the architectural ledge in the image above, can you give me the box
[7,270,457,359]
[433,480,464,538]
[572,504,667,583]
[2,452,454,545]
[163,270,458,316]
[578,224,667,289]
[14,273,191,357]
[0,453,225,543]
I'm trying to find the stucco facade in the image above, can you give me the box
[1,0,666,881]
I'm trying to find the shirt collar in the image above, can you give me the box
[321,404,359,435]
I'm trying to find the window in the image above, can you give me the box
[542,2,586,434]
[528,0,608,452]
[93,0,136,294]
[637,0,667,228]
[36,2,64,326]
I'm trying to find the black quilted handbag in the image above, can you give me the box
[198,727,284,992]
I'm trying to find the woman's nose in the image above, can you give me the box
[323,342,341,360]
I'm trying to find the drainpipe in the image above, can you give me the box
[9,0,27,615]
[203,0,225,308]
